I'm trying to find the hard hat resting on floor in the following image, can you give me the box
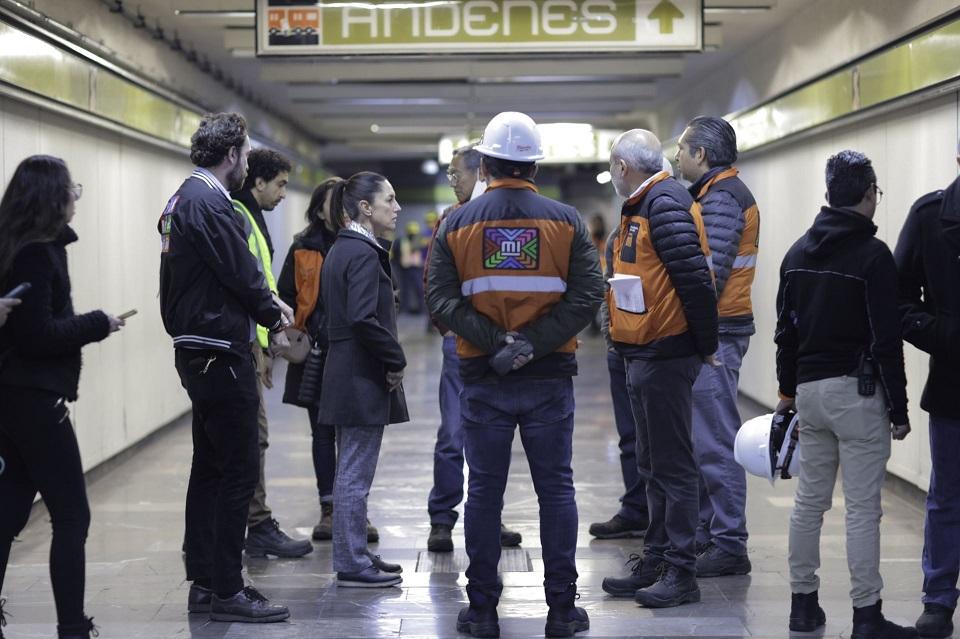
[734,410,800,484]
[476,111,545,162]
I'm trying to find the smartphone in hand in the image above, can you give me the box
[118,309,138,320]
[3,283,31,299]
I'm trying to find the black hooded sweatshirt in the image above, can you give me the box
[775,206,908,425]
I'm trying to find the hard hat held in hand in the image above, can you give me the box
[734,410,800,484]
[476,111,545,162]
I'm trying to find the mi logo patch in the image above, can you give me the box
[483,227,539,270]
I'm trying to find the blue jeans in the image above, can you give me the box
[462,377,579,595]
[923,414,960,609]
[333,424,385,573]
[607,351,648,523]
[625,355,702,572]
[428,336,465,527]
[692,334,750,555]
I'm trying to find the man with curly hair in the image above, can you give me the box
[159,112,292,624]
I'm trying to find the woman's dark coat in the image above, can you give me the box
[277,224,336,407]
[317,229,408,426]
[0,226,111,400]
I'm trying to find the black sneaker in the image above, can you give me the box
[588,514,647,539]
[916,603,954,638]
[500,525,522,547]
[852,600,918,639]
[188,583,213,613]
[245,518,313,558]
[56,615,99,639]
[790,591,826,632]
[0,597,8,637]
[336,565,403,588]
[368,553,403,574]
[457,605,500,638]
[695,543,751,577]
[545,585,590,638]
[428,523,454,552]
[312,502,333,541]
[634,564,700,608]
[601,554,665,597]
[210,586,289,623]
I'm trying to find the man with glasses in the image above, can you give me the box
[775,150,914,638]
[425,143,522,554]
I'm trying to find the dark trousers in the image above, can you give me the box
[176,349,260,597]
[625,355,701,572]
[428,335,465,527]
[923,414,960,608]
[606,351,648,523]
[307,405,336,502]
[462,377,578,597]
[0,387,90,627]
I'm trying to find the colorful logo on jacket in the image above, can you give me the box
[483,227,539,269]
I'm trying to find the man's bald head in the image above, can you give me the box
[609,129,666,198]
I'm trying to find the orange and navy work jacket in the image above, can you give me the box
[693,167,759,335]
[426,178,604,380]
[608,173,719,360]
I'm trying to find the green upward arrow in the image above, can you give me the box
[648,0,685,35]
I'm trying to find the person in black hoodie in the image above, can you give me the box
[775,150,915,639]
[895,142,960,639]
[0,155,124,639]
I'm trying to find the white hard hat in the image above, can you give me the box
[476,111,545,162]
[734,410,800,484]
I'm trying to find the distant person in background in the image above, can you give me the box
[587,213,607,335]
[895,139,960,639]
[0,155,125,639]
[0,297,20,327]
[230,148,313,560]
[395,221,426,314]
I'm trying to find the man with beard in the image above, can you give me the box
[159,112,292,623]
[230,149,313,559]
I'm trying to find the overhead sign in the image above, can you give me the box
[257,0,703,56]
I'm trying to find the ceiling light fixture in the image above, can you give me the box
[174,10,255,19]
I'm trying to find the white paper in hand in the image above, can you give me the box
[609,274,645,314]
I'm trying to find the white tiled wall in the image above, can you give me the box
[0,96,312,472]
[737,92,960,490]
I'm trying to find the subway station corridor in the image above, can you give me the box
[0,319,934,639]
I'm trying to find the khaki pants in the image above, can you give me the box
[247,344,272,528]
[789,375,891,608]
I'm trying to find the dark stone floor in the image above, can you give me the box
[1,318,938,637]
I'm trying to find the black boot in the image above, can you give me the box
[428,523,454,552]
[634,564,700,608]
[544,584,589,638]
[916,602,954,638]
[790,591,826,632]
[851,600,918,639]
[0,597,8,639]
[456,584,500,638]
[601,553,664,597]
[57,616,98,639]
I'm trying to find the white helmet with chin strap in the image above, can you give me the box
[734,410,800,484]
[476,111,545,162]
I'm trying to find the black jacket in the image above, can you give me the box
[0,226,111,400]
[158,170,281,357]
[894,176,960,419]
[775,206,908,424]
[277,224,337,407]
[317,230,408,426]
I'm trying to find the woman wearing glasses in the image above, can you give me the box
[0,156,125,639]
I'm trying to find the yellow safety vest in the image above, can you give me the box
[233,199,277,349]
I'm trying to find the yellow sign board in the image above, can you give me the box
[257,0,703,55]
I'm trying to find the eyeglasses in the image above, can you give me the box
[69,183,83,201]
[874,184,883,203]
[446,170,462,185]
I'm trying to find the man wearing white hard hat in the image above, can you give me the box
[426,111,603,639]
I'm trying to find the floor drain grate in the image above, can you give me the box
[415,548,532,573]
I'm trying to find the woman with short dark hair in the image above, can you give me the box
[318,171,409,587]
[0,155,125,639]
